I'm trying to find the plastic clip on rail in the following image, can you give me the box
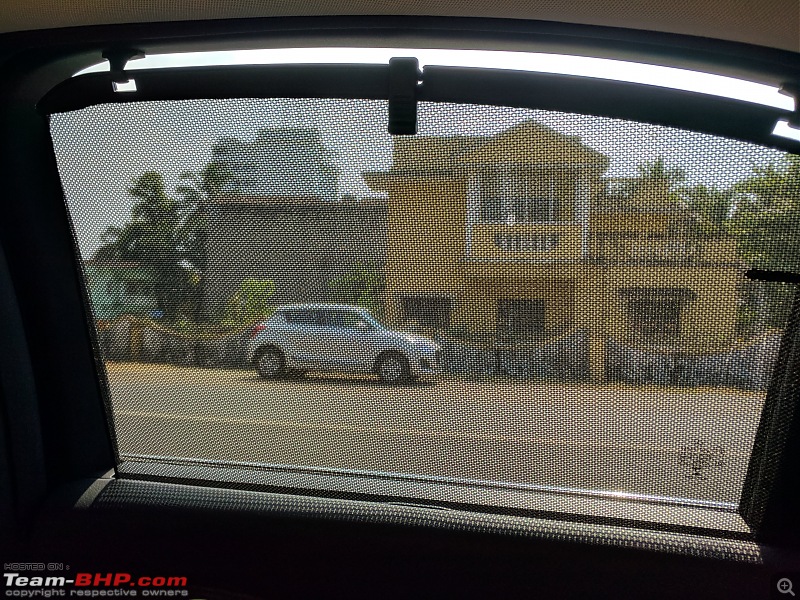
[101,48,145,85]
[388,57,421,135]
[780,82,800,127]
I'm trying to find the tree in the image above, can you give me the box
[677,184,733,236]
[728,155,800,328]
[730,156,800,271]
[327,262,385,319]
[223,279,276,325]
[636,157,686,187]
[175,161,232,276]
[631,158,737,237]
[95,161,231,322]
[94,171,200,320]
[175,161,232,315]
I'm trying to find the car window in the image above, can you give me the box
[48,92,799,527]
[323,309,368,329]
[284,309,319,325]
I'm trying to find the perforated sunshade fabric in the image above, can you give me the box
[50,98,800,511]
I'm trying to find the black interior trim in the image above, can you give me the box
[0,240,46,542]
[39,65,391,113]
[2,16,800,85]
[0,67,116,493]
[39,65,799,154]
[116,459,752,541]
[28,477,785,598]
[72,478,767,561]
[741,289,800,546]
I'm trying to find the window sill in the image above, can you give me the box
[114,456,756,559]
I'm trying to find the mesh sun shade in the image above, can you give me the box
[51,98,800,507]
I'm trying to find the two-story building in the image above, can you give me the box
[364,120,740,380]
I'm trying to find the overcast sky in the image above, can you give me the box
[50,98,787,257]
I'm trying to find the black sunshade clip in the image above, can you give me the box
[388,57,421,135]
[101,48,145,85]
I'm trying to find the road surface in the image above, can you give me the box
[106,362,765,504]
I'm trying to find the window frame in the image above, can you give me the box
[41,65,800,539]
[481,169,561,225]
[2,16,800,561]
[496,298,546,340]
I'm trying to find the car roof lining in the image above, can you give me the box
[0,0,798,53]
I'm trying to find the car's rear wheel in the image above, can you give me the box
[376,353,409,384]
[256,348,284,379]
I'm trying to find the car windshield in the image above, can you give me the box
[50,94,799,522]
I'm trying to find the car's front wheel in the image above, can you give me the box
[256,348,284,379]
[376,353,409,384]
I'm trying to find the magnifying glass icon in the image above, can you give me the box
[778,578,795,596]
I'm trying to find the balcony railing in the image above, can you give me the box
[467,222,582,261]
[589,233,739,266]
[464,225,739,267]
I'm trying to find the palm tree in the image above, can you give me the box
[677,184,733,236]
[176,161,232,276]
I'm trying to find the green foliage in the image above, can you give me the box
[676,184,733,236]
[176,161,233,276]
[633,156,800,332]
[94,171,196,320]
[729,156,800,271]
[223,279,276,325]
[636,157,687,187]
[729,156,800,328]
[94,162,230,322]
[327,262,385,319]
[737,282,794,336]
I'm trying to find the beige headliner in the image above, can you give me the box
[1,0,798,53]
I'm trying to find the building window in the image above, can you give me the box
[496,299,545,340]
[401,296,452,330]
[480,193,503,222]
[481,171,560,224]
[620,287,696,344]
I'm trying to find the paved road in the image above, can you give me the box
[106,362,766,504]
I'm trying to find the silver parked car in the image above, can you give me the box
[246,304,441,384]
